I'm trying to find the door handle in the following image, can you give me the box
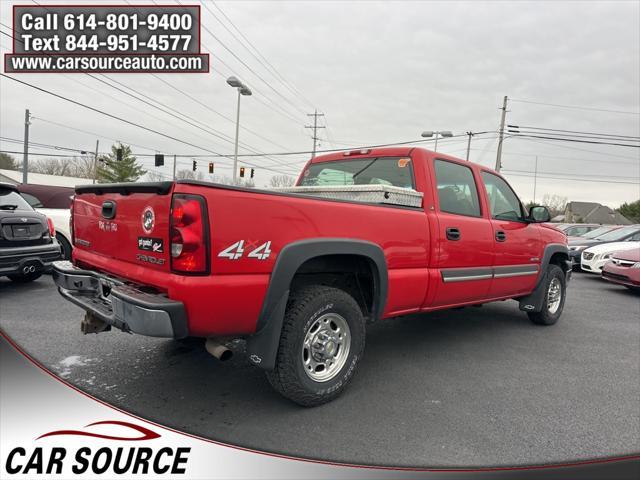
[495,230,506,242]
[446,227,461,241]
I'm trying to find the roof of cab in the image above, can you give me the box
[309,146,496,173]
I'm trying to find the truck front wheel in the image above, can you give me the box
[266,285,365,407]
[527,264,566,326]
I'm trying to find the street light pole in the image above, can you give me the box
[227,76,252,184]
[233,88,241,183]
[421,130,453,153]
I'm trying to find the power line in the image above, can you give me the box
[4,13,305,173]
[512,136,640,160]
[502,171,639,185]
[507,125,640,140]
[205,1,317,110]
[175,0,309,118]
[0,74,233,158]
[503,168,638,181]
[510,98,640,115]
[471,148,639,166]
[506,134,639,148]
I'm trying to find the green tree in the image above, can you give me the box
[96,144,146,183]
[617,200,640,223]
[0,152,17,170]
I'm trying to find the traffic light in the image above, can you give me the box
[239,167,245,178]
[192,160,197,171]
[116,148,123,161]
[208,162,214,174]
[155,154,164,167]
[250,168,255,178]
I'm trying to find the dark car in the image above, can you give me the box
[556,223,601,237]
[0,183,62,283]
[16,183,74,209]
[568,225,640,270]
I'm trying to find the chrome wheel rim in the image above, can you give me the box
[547,277,562,314]
[302,313,351,382]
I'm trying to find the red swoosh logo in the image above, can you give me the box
[37,420,160,441]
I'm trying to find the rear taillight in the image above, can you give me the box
[170,194,209,274]
[47,217,55,236]
[69,197,75,245]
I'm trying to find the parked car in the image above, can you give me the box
[580,241,640,274]
[601,248,640,291]
[567,224,622,242]
[0,183,62,282]
[568,225,640,269]
[16,184,73,260]
[52,147,570,406]
[556,223,601,237]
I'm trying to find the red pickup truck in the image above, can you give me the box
[53,147,570,406]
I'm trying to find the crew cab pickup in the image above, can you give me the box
[53,147,570,406]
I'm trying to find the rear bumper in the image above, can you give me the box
[0,242,61,275]
[52,261,188,338]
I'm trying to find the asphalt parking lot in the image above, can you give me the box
[1,272,638,467]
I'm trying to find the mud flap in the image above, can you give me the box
[518,260,571,313]
[245,291,289,370]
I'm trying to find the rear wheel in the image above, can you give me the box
[56,233,72,260]
[266,286,365,407]
[527,264,566,325]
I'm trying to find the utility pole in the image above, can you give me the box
[533,155,539,203]
[92,139,99,184]
[465,131,474,161]
[172,154,177,180]
[22,109,30,184]
[305,110,325,158]
[495,95,508,171]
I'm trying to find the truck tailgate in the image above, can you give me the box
[72,183,173,273]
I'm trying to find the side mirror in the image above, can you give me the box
[528,205,551,223]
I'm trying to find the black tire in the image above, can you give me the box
[8,271,43,283]
[56,233,72,260]
[527,264,566,326]
[266,286,365,407]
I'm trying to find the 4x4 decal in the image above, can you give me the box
[218,240,272,260]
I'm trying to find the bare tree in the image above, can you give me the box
[67,154,97,179]
[145,171,167,182]
[541,194,568,217]
[176,169,205,181]
[269,174,295,188]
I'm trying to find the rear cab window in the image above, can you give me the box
[433,159,481,217]
[298,157,415,189]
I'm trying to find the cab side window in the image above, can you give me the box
[434,160,481,217]
[481,172,524,221]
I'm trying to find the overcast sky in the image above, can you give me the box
[1,0,639,207]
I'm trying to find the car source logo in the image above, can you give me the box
[141,206,155,234]
[20,217,28,222]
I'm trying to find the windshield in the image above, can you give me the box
[299,157,415,189]
[582,226,615,239]
[596,225,639,241]
[0,188,33,211]
[555,224,571,231]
